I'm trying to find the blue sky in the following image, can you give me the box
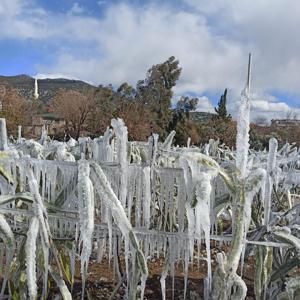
[0,0,299,120]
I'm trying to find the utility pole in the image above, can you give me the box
[246,53,252,95]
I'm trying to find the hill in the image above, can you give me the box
[0,75,94,103]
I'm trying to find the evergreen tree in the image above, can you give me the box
[214,88,231,120]
[168,96,199,145]
[137,56,181,137]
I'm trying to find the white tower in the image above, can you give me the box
[34,78,39,100]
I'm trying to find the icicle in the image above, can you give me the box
[194,173,213,291]
[287,190,292,209]
[26,216,39,300]
[160,261,169,300]
[77,158,95,299]
[183,248,189,300]
[67,137,76,148]
[162,130,176,150]
[0,118,8,151]
[140,272,147,300]
[142,166,151,228]
[187,137,191,148]
[108,209,113,262]
[69,243,76,290]
[186,204,195,258]
[148,133,159,165]
[111,118,128,208]
[55,145,75,162]
[264,138,278,225]
[40,124,48,145]
[90,161,148,294]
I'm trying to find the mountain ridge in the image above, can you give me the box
[0,74,95,102]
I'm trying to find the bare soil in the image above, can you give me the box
[66,251,255,300]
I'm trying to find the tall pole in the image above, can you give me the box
[246,53,252,95]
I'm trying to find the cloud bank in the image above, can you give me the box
[0,0,299,120]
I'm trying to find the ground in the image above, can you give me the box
[67,244,255,300]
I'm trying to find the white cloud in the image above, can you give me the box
[248,95,300,122]
[69,3,84,15]
[251,100,290,112]
[97,1,107,6]
[32,3,246,94]
[35,73,80,80]
[0,0,23,16]
[184,0,300,94]
[195,96,215,113]
[0,0,299,120]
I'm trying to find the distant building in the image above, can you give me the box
[23,113,66,137]
[189,111,215,123]
[271,119,300,127]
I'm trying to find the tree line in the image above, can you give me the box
[0,57,299,148]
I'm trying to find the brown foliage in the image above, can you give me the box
[0,84,35,135]
[250,123,300,148]
[117,101,152,141]
[52,89,95,138]
[198,119,237,147]
[86,86,117,136]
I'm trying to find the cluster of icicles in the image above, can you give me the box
[0,92,299,300]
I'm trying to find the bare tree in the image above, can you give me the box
[253,115,268,125]
[52,89,95,138]
[286,109,298,120]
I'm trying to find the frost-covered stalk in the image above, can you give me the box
[195,175,213,289]
[90,162,148,297]
[0,213,15,296]
[17,125,22,143]
[40,124,47,145]
[27,170,50,299]
[179,154,219,295]
[49,267,72,300]
[235,92,250,180]
[26,216,39,300]
[148,133,159,165]
[148,133,159,200]
[0,118,8,151]
[254,245,272,300]
[227,55,251,272]
[161,130,176,150]
[103,126,114,162]
[28,170,49,246]
[111,118,128,207]
[187,137,191,148]
[264,138,278,225]
[78,158,95,299]
[212,54,254,299]
[27,170,71,299]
